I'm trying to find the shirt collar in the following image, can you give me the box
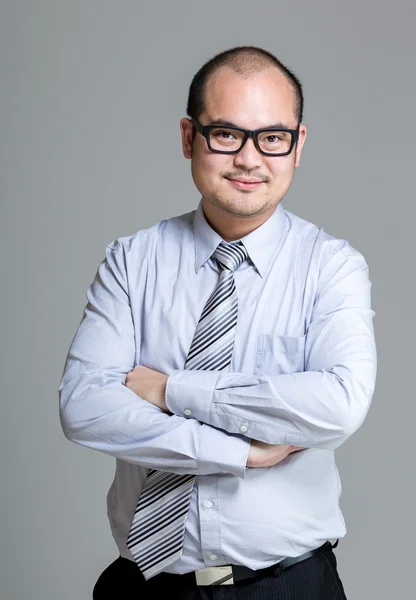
[193,200,287,278]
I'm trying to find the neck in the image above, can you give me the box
[201,198,277,241]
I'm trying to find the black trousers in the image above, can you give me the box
[92,544,347,599]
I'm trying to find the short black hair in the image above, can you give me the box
[186,46,304,125]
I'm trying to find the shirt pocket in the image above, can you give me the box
[254,334,306,376]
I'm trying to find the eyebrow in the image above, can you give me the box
[209,118,291,130]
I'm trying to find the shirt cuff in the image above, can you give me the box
[165,369,220,425]
[197,423,251,479]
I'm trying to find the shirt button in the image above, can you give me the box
[210,554,217,560]
[204,500,213,509]
[184,408,192,416]
[240,424,248,432]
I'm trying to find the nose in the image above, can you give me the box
[233,136,263,171]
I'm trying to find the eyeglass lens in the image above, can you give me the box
[208,127,293,154]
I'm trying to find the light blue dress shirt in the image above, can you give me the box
[59,199,377,573]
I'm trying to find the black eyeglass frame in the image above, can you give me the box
[190,117,300,157]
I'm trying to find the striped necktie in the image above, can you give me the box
[126,240,248,580]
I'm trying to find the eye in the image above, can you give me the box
[265,134,282,143]
[215,130,237,140]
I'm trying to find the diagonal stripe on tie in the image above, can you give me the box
[185,309,238,364]
[187,302,238,352]
[130,501,192,544]
[190,289,236,340]
[184,327,236,370]
[132,473,196,515]
[126,240,248,579]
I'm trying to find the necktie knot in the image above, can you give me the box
[212,241,248,273]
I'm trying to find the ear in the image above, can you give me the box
[294,125,307,168]
[180,118,194,159]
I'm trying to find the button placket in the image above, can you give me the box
[198,475,223,566]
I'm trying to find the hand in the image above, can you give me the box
[125,365,169,412]
[247,440,305,468]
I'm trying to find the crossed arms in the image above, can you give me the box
[59,243,377,478]
[124,364,305,467]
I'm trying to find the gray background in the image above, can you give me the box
[1,1,414,598]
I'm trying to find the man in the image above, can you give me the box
[59,46,377,599]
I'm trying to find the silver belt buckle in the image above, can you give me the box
[195,566,234,586]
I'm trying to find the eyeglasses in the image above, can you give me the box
[191,117,299,157]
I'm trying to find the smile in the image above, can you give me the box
[226,178,264,190]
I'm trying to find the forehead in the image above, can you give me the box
[202,66,297,128]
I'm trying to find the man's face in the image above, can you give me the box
[181,66,307,219]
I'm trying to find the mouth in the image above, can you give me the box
[225,177,265,191]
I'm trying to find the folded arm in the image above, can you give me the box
[165,247,377,450]
[58,242,250,477]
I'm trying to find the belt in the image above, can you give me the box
[163,540,338,587]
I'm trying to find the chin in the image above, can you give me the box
[213,196,271,217]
